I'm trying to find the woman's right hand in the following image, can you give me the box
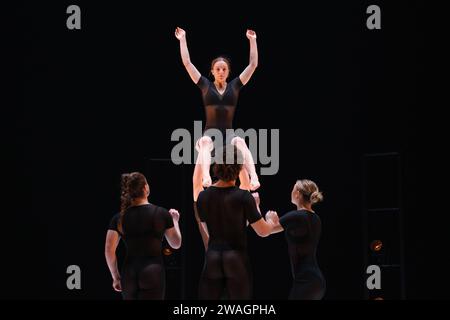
[246,29,257,40]
[169,209,180,222]
[175,27,186,40]
[112,278,122,292]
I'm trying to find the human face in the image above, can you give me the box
[211,60,229,83]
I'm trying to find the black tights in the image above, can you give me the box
[289,271,326,300]
[198,248,252,300]
[121,256,165,300]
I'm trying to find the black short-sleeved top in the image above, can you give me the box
[279,210,322,274]
[196,186,261,250]
[108,204,174,257]
[196,76,244,134]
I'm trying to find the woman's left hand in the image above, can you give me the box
[169,209,180,222]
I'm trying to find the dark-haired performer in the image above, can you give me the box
[196,146,278,299]
[105,172,181,299]
[175,27,260,191]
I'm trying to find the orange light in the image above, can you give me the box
[373,297,384,300]
[370,240,383,252]
[163,248,173,256]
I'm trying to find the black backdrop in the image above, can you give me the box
[12,0,434,300]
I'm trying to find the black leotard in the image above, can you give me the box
[196,186,261,299]
[108,203,174,300]
[279,210,326,300]
[196,76,243,139]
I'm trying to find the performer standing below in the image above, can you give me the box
[105,172,181,300]
[267,179,326,300]
[196,145,278,299]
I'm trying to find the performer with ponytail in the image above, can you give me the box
[104,172,181,300]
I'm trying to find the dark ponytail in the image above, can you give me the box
[120,173,132,214]
[118,172,148,233]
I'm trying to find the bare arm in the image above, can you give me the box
[104,230,122,292]
[200,222,209,248]
[193,200,209,251]
[270,223,284,234]
[165,209,182,249]
[175,27,201,83]
[251,217,276,237]
[239,29,258,85]
[193,167,209,250]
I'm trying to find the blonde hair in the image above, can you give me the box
[295,179,324,205]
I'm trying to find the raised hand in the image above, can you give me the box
[169,209,180,222]
[175,27,186,40]
[246,29,257,40]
